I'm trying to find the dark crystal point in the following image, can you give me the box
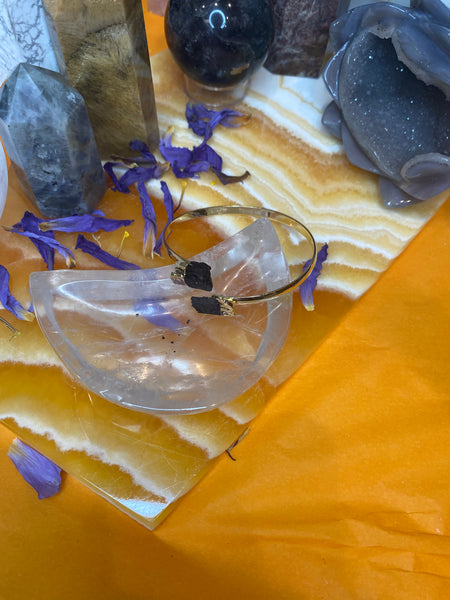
[264,0,340,77]
[191,296,223,315]
[184,261,213,291]
[0,63,106,218]
[165,0,274,88]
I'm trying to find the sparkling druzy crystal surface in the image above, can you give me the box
[0,0,66,85]
[340,32,450,182]
[322,0,450,206]
[0,63,106,218]
[44,0,159,158]
[165,0,274,87]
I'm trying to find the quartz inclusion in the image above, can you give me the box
[0,63,106,218]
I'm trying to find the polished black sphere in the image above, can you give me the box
[165,0,274,88]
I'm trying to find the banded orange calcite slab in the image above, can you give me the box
[148,51,448,305]
[0,49,448,529]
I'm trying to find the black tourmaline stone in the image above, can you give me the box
[0,63,106,217]
[184,261,213,291]
[191,296,223,315]
[165,0,274,88]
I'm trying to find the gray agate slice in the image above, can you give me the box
[322,0,450,207]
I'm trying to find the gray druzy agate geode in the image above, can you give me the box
[0,62,106,217]
[322,0,450,207]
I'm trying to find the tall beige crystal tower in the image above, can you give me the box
[44,0,160,158]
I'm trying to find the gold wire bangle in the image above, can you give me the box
[163,205,317,315]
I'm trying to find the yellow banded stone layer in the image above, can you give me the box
[0,49,447,529]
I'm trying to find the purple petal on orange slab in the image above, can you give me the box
[0,264,34,321]
[299,243,328,311]
[12,210,55,270]
[153,181,174,256]
[8,439,61,500]
[75,235,140,270]
[39,211,133,234]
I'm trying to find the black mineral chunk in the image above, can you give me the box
[191,296,222,315]
[184,261,213,291]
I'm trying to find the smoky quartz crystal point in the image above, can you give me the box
[0,63,106,218]
[44,0,160,158]
[264,0,340,77]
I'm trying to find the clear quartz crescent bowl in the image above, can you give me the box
[29,219,292,414]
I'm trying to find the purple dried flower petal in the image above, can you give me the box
[39,211,134,234]
[12,211,55,270]
[0,264,34,321]
[299,243,328,311]
[128,139,157,161]
[109,139,157,167]
[111,166,143,192]
[211,168,251,185]
[159,132,211,179]
[209,108,245,130]
[186,103,246,140]
[161,181,175,224]
[192,141,223,171]
[159,131,212,178]
[159,131,194,171]
[105,139,167,190]
[136,180,158,257]
[12,210,44,232]
[5,224,75,268]
[134,298,182,331]
[103,161,128,193]
[75,235,141,270]
[121,165,165,189]
[159,131,249,182]
[5,210,74,268]
[196,142,249,184]
[107,164,164,193]
[172,160,211,179]
[104,159,167,194]
[153,181,174,256]
[8,438,61,500]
